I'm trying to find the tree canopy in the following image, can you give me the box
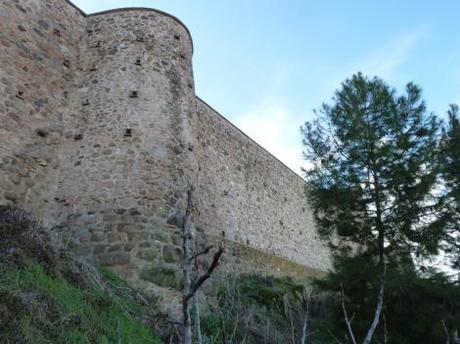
[440,105,460,270]
[302,73,460,342]
[302,73,443,261]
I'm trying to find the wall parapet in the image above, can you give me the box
[63,0,194,51]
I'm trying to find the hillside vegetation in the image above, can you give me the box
[0,206,163,343]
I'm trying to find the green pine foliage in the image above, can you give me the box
[302,73,460,342]
[302,73,443,259]
[440,105,460,270]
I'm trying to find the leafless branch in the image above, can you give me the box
[191,245,213,261]
[186,246,224,302]
[442,319,451,344]
[341,282,358,344]
[195,293,203,344]
[383,313,388,344]
[300,293,310,344]
[181,188,224,344]
[362,278,385,344]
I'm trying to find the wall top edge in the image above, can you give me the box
[63,0,194,51]
[195,96,308,185]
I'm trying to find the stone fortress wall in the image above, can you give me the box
[0,0,331,287]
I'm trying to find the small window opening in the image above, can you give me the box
[82,99,89,106]
[74,133,83,141]
[134,58,142,66]
[16,90,24,100]
[53,28,61,37]
[174,34,180,40]
[63,59,71,68]
[124,129,133,137]
[129,91,138,98]
[36,129,48,138]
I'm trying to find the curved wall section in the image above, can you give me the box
[55,9,196,271]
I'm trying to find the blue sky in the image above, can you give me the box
[73,0,460,174]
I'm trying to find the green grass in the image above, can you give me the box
[0,262,161,344]
[201,274,337,344]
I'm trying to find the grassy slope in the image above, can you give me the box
[0,261,161,343]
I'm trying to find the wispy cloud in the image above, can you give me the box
[357,31,424,80]
[235,31,424,175]
[235,103,305,176]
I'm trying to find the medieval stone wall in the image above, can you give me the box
[0,0,331,286]
[189,99,331,272]
[0,0,85,223]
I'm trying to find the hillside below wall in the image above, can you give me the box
[190,99,331,272]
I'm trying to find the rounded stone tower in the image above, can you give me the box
[55,8,196,276]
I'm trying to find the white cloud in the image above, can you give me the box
[325,30,424,95]
[358,31,423,81]
[235,103,305,176]
[234,31,424,176]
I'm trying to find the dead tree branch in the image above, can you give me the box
[191,245,213,261]
[185,246,224,303]
[195,292,203,344]
[341,282,358,344]
[362,278,385,344]
[300,293,310,344]
[181,188,224,344]
[442,319,451,344]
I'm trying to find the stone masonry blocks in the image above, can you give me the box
[0,0,331,285]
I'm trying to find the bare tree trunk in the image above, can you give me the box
[283,294,296,344]
[300,294,310,344]
[383,313,388,344]
[195,292,203,344]
[442,320,451,344]
[180,188,224,344]
[181,189,194,344]
[340,283,357,344]
[362,279,385,344]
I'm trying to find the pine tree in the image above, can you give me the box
[440,105,460,271]
[302,73,445,341]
